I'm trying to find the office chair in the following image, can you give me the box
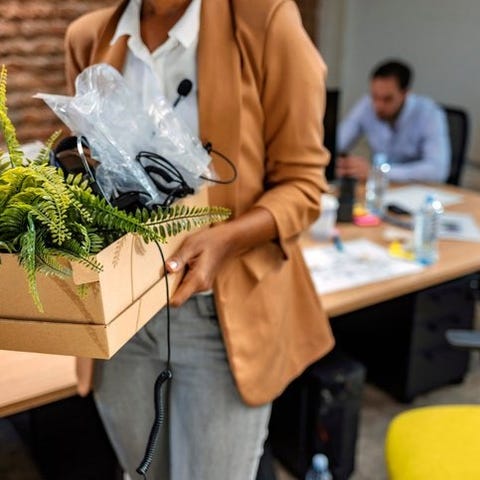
[324,89,340,182]
[384,330,480,479]
[443,106,469,186]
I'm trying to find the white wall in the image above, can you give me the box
[319,0,480,188]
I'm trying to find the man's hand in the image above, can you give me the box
[335,155,370,181]
[165,207,278,307]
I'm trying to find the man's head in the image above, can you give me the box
[369,60,412,121]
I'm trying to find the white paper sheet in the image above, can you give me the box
[440,213,480,242]
[303,239,423,295]
[383,185,463,212]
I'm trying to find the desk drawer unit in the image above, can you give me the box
[411,280,473,351]
[331,274,476,402]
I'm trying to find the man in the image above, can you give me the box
[336,60,450,183]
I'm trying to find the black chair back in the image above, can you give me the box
[442,106,469,185]
[324,89,340,181]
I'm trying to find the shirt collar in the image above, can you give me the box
[110,0,141,45]
[170,0,201,49]
[110,0,201,49]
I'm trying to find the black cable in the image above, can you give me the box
[136,241,173,479]
[156,241,172,367]
[200,142,237,185]
[136,151,195,207]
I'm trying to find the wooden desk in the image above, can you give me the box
[309,184,480,317]
[307,184,480,401]
[0,351,76,417]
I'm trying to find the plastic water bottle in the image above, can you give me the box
[414,195,444,265]
[305,453,333,480]
[365,152,390,216]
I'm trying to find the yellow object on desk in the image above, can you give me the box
[353,203,368,217]
[388,240,415,261]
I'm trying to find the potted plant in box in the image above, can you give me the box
[0,65,230,311]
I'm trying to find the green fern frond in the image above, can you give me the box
[1,166,72,245]
[0,204,30,245]
[51,243,103,274]
[35,242,72,279]
[145,205,231,240]
[0,240,13,253]
[33,130,62,165]
[0,66,7,108]
[0,66,24,167]
[17,215,42,311]
[69,186,157,242]
[64,174,94,222]
[0,153,8,174]
[28,200,71,245]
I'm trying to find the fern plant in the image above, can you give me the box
[0,66,230,310]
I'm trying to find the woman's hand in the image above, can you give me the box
[166,207,278,306]
[166,225,231,306]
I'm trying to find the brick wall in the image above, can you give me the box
[0,0,116,144]
[1,0,320,144]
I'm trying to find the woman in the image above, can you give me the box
[65,1,334,478]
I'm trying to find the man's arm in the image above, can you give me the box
[337,96,369,154]
[336,97,371,180]
[389,106,451,183]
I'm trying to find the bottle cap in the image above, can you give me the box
[312,453,329,472]
[373,152,388,166]
[372,153,390,173]
[425,194,444,213]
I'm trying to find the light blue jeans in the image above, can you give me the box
[94,294,271,480]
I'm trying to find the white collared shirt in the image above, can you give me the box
[111,0,201,135]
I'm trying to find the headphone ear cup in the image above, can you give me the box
[54,135,79,152]
[50,136,98,174]
[49,135,107,200]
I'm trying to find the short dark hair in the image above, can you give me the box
[371,60,413,90]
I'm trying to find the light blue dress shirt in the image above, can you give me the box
[337,93,451,183]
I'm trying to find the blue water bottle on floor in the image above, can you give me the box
[305,453,333,480]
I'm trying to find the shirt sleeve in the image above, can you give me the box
[389,105,451,183]
[253,1,330,251]
[337,96,369,154]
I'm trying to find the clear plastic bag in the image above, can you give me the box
[36,64,212,206]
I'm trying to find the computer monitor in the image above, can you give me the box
[323,89,340,181]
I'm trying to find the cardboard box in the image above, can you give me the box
[0,189,208,359]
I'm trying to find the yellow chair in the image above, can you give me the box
[385,405,480,479]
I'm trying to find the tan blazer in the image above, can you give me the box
[65,0,334,406]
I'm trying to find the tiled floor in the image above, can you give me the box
[2,357,479,480]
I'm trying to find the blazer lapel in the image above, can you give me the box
[198,0,242,211]
[92,0,129,70]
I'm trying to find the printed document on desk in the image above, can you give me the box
[303,239,423,295]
